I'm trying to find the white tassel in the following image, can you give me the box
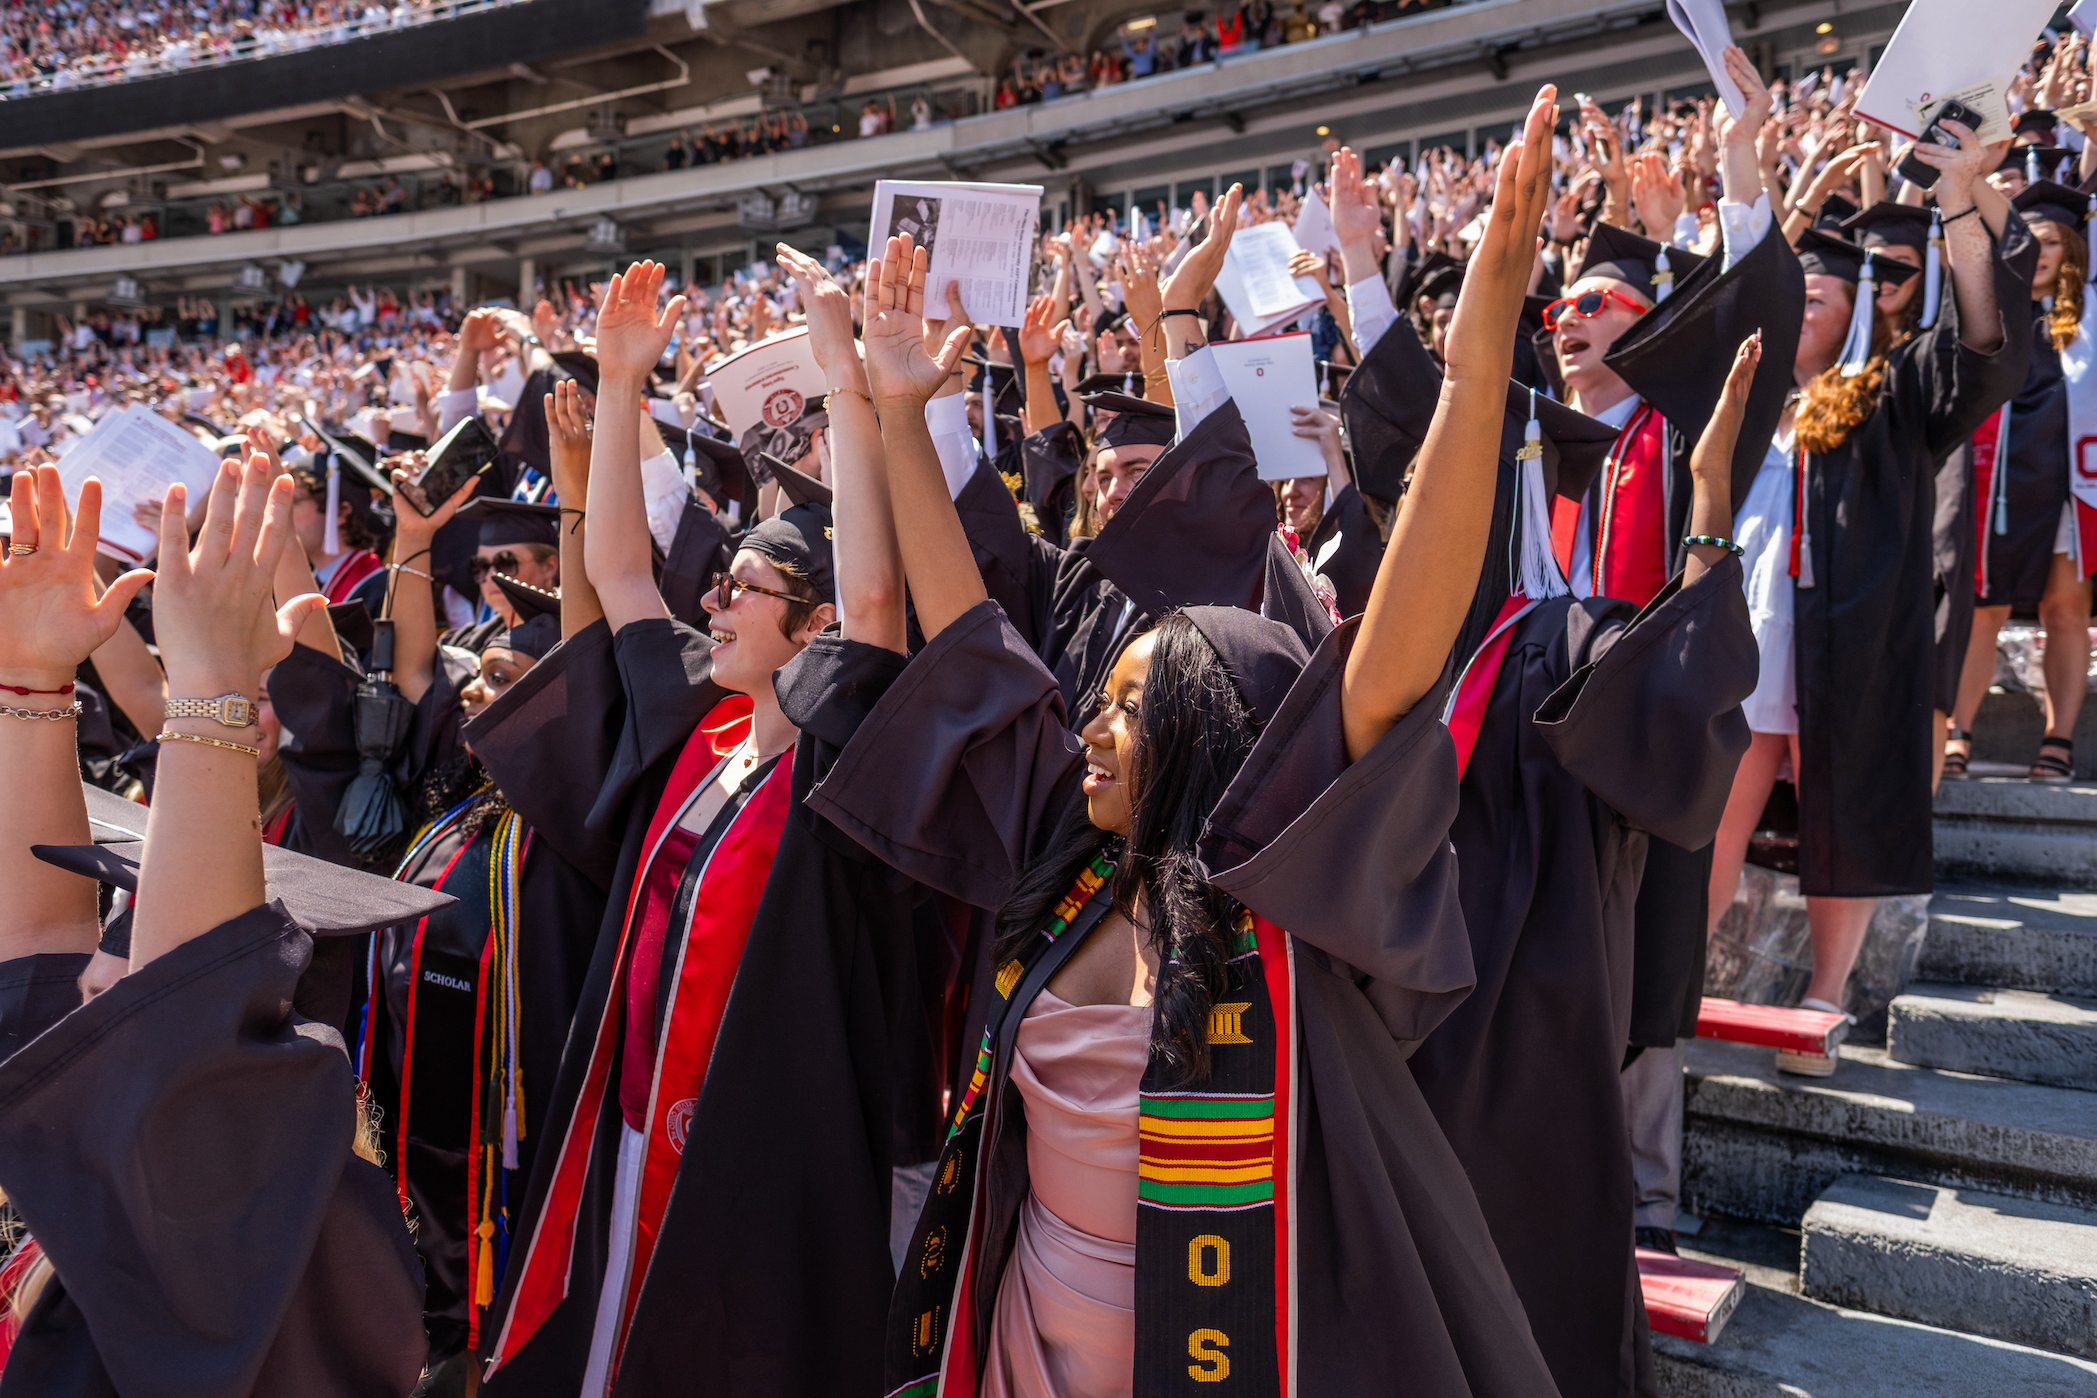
[1839,254,1877,377]
[1653,247,1674,303]
[1919,210,1944,330]
[2028,145,2041,183]
[502,1099,520,1171]
[1123,369,1134,393]
[1512,391,1568,600]
[322,454,341,557]
[982,374,996,463]
[1993,403,2014,535]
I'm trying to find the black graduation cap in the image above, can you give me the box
[485,580,560,659]
[35,833,455,949]
[685,430,751,511]
[1095,308,1132,337]
[327,599,376,655]
[1573,223,1707,304]
[1842,201,1933,253]
[498,366,558,476]
[2014,109,2061,142]
[1398,249,1462,308]
[1415,262,1464,309]
[742,460,835,603]
[1998,145,2076,181]
[457,496,560,549]
[1811,191,1860,233]
[1080,390,1178,449]
[2013,179,2093,234]
[550,350,600,397]
[492,573,560,623]
[966,356,1025,418]
[1075,370,1142,396]
[1182,605,1310,732]
[1792,228,1920,286]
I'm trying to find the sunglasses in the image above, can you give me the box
[469,551,522,580]
[1542,287,1652,331]
[709,571,810,610]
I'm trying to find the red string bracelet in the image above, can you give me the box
[0,681,75,697]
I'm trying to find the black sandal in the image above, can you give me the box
[1943,724,1972,779]
[2031,736,2075,783]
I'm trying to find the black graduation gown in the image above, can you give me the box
[1793,224,2035,896]
[0,953,89,1065]
[1934,440,1980,713]
[0,904,426,1398]
[658,493,735,629]
[1020,420,1082,548]
[1406,560,1755,1398]
[1303,481,1383,619]
[270,644,604,1356]
[1976,306,2068,609]
[465,618,922,1398]
[803,600,1560,1398]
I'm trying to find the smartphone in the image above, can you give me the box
[406,415,498,516]
[1896,99,1985,190]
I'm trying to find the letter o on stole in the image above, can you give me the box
[1188,1234,1231,1287]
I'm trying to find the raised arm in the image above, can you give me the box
[584,261,687,630]
[132,454,327,968]
[1018,292,1070,435]
[546,379,605,639]
[780,242,905,652]
[0,469,152,961]
[864,234,982,642]
[382,462,477,705]
[1682,334,1760,587]
[1909,119,2005,355]
[1339,83,1558,763]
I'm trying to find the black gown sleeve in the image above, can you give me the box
[1907,219,2039,460]
[1199,620,1473,1048]
[1531,555,1758,849]
[268,641,473,868]
[797,600,1086,909]
[1307,483,1384,620]
[0,953,90,1065]
[0,905,425,1398]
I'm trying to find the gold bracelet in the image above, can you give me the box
[0,700,81,722]
[829,385,875,406]
[156,729,262,757]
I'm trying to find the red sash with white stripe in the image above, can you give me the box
[1443,593,1541,778]
[318,547,384,605]
[1590,403,1669,607]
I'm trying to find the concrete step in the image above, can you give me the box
[1920,886,2097,997]
[1887,983,2097,1090]
[1680,1039,2097,1224]
[1656,1217,2097,1397]
[1933,777,2097,887]
[1798,1174,2097,1360]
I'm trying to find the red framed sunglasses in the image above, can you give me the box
[1542,287,1652,331]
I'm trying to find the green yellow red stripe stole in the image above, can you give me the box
[885,864,1300,1398]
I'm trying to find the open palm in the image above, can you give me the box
[861,234,972,409]
[0,467,152,687]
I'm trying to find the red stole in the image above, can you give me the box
[1971,409,2004,596]
[319,548,384,605]
[1589,402,1669,607]
[1444,593,1540,779]
[484,695,773,1378]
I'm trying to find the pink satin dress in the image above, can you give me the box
[982,988,1151,1398]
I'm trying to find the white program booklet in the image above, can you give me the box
[869,180,1044,327]
[1855,0,2057,142]
[706,327,826,437]
[1293,187,1340,263]
[56,403,222,564]
[1664,0,1744,119]
[1208,332,1324,481]
[1216,223,1324,336]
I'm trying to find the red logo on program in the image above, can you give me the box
[762,388,804,427]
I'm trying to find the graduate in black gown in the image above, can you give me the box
[0,457,429,1396]
[468,257,926,1398]
[825,93,1571,1398]
[1948,181,2093,782]
[1707,121,2033,1043]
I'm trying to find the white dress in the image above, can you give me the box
[1734,434,1796,734]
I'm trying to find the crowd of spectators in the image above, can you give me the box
[0,0,478,98]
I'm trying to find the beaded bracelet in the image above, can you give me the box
[391,563,434,582]
[1683,534,1745,557]
[156,729,261,757]
[0,700,82,722]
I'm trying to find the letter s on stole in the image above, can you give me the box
[1188,1328,1230,1382]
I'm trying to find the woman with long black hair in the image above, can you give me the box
[798,86,1570,1398]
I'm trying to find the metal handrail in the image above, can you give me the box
[0,0,534,101]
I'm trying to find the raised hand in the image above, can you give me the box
[388,454,478,550]
[1160,182,1243,312]
[594,260,687,382]
[0,467,154,691]
[1691,332,1760,485]
[861,234,973,411]
[1445,84,1558,382]
[1630,152,1685,238]
[1328,146,1384,285]
[1115,241,1165,334]
[1017,292,1068,367]
[152,453,327,699]
[546,379,593,505]
[776,242,863,387]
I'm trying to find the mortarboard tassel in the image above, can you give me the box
[1512,389,1568,601]
[1320,362,1331,399]
[982,373,996,464]
[1838,253,1877,378]
[1123,369,1134,394]
[1919,209,1944,330]
[322,454,341,558]
[1653,247,1674,303]
[2028,145,2041,184]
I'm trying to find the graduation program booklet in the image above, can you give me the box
[1215,222,1324,337]
[1664,0,1744,119]
[56,403,221,564]
[705,326,825,437]
[1855,0,2057,142]
[1208,331,1323,481]
[869,180,1043,327]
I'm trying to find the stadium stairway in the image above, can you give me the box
[1656,703,2097,1394]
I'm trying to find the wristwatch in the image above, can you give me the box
[164,693,257,729]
